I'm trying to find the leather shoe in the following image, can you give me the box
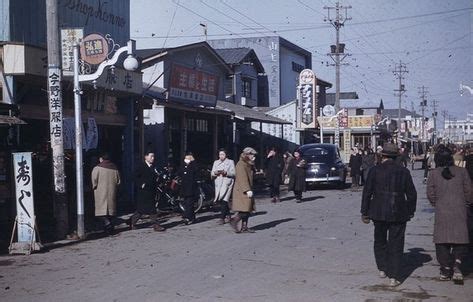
[153,224,165,232]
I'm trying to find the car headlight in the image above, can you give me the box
[330,167,336,171]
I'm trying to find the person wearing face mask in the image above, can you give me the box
[230,147,257,233]
[129,151,165,232]
[211,149,236,224]
[178,152,199,225]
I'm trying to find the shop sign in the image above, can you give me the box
[298,69,318,129]
[11,152,38,254]
[169,64,219,106]
[343,130,352,162]
[338,109,349,128]
[93,68,142,95]
[80,33,109,65]
[61,28,84,76]
[86,118,98,151]
[348,115,374,128]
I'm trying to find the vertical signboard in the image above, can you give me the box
[298,69,318,129]
[61,28,84,76]
[343,129,352,163]
[11,152,39,254]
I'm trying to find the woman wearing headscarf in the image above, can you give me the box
[230,147,257,233]
[427,145,472,282]
[211,149,235,225]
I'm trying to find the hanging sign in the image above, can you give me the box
[80,33,109,65]
[298,69,318,129]
[61,28,84,76]
[10,152,40,254]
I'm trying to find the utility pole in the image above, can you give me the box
[441,110,448,142]
[392,61,408,137]
[46,0,68,239]
[431,99,438,144]
[418,86,428,143]
[200,23,208,41]
[324,2,351,147]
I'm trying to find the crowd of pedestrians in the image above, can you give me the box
[88,142,472,287]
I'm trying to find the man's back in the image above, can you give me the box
[361,159,417,222]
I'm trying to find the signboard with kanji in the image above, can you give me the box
[169,64,219,106]
[80,33,109,65]
[61,28,83,76]
[298,69,318,129]
[10,152,40,254]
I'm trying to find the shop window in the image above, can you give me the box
[241,78,252,98]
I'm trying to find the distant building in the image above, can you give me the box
[208,36,331,107]
[443,113,473,144]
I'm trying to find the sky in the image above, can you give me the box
[131,0,472,122]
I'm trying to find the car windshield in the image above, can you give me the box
[302,147,334,162]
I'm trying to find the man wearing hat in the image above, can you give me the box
[361,143,417,287]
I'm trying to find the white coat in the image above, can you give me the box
[211,158,235,202]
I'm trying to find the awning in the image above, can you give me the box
[216,101,291,125]
[0,115,26,125]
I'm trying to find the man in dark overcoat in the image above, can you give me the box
[129,151,165,232]
[361,143,417,287]
[265,147,284,203]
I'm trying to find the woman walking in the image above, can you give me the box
[361,148,375,186]
[211,149,236,225]
[288,150,306,203]
[427,145,472,282]
[265,147,284,203]
[230,147,257,233]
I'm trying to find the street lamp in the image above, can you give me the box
[73,40,139,239]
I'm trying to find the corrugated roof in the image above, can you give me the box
[216,101,291,124]
[214,48,252,64]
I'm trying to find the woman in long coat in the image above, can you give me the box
[288,150,306,203]
[427,145,472,282]
[265,147,284,203]
[211,149,235,224]
[230,147,257,233]
[91,153,120,234]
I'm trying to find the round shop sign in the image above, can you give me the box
[80,33,109,65]
[299,69,315,84]
[323,105,336,117]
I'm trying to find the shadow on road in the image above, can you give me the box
[399,247,433,282]
[299,196,325,203]
[251,218,295,231]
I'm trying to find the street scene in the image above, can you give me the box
[0,0,472,301]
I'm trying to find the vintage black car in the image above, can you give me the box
[297,143,347,187]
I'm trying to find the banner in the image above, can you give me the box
[61,28,84,76]
[86,118,98,151]
[12,153,35,244]
[298,69,318,129]
[63,118,87,150]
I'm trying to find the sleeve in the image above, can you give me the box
[91,167,99,190]
[237,164,251,193]
[462,168,472,205]
[226,160,236,178]
[116,170,121,186]
[211,161,219,177]
[426,172,436,206]
[405,170,417,215]
[361,167,375,216]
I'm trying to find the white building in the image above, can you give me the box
[443,113,473,143]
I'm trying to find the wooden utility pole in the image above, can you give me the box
[392,61,408,135]
[46,0,68,239]
[418,86,428,142]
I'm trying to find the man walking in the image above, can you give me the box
[91,152,120,236]
[361,143,417,287]
[129,151,165,232]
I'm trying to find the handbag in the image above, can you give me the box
[283,174,290,185]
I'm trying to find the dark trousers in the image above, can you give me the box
[183,196,196,221]
[239,211,250,224]
[436,244,468,275]
[373,221,406,280]
[219,200,230,219]
[294,190,302,201]
[130,212,159,226]
[352,174,360,187]
[269,183,280,198]
[97,215,115,232]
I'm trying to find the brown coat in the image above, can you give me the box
[232,154,255,212]
[91,163,120,216]
[427,166,472,244]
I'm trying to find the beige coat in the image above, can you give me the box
[91,164,120,216]
[232,154,255,212]
[211,158,235,202]
[427,166,472,244]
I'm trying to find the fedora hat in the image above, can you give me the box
[381,143,399,157]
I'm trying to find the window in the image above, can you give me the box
[241,78,252,98]
[292,61,304,73]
